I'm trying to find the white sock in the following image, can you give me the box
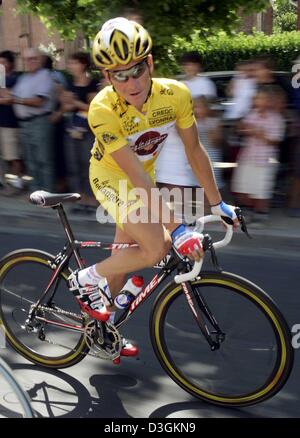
[78,265,104,287]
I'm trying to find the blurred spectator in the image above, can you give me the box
[194,96,224,190]
[252,55,292,196]
[0,50,23,194]
[252,55,293,104]
[180,51,217,98]
[10,48,55,191]
[287,130,300,217]
[231,86,286,226]
[43,54,68,192]
[62,52,99,212]
[223,60,257,179]
[225,60,257,121]
[156,51,217,221]
[43,54,67,88]
[288,81,300,217]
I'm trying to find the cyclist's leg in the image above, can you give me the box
[95,208,171,279]
[106,225,136,297]
[89,165,172,280]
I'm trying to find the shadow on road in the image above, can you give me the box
[9,363,142,418]
[9,363,95,418]
[149,401,266,419]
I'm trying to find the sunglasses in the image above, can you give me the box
[109,60,148,83]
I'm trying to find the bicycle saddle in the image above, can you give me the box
[30,190,81,207]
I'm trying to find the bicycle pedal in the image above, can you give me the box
[113,357,121,365]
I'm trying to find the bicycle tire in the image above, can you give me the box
[0,357,35,418]
[150,271,294,407]
[0,249,89,369]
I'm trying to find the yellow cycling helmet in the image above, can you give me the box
[93,17,152,69]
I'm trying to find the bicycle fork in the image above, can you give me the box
[181,282,225,351]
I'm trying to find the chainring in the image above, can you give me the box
[83,319,122,361]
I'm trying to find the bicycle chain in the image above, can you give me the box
[35,304,83,321]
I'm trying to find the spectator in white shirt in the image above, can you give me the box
[6,48,55,191]
[225,60,257,121]
[180,51,217,98]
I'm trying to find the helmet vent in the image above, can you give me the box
[135,37,141,55]
[113,40,129,60]
[97,50,112,64]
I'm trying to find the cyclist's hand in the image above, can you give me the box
[211,201,239,228]
[172,226,203,262]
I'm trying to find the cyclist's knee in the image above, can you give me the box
[142,236,171,267]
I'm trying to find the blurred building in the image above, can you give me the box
[0,0,83,70]
[242,7,274,34]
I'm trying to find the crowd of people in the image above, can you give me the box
[156,52,300,224]
[0,48,100,213]
[0,48,299,221]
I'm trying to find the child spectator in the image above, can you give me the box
[231,86,286,225]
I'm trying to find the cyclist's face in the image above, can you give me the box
[105,55,153,111]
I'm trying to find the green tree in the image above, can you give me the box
[15,0,270,70]
[273,0,297,32]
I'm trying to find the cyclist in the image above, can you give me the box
[68,17,238,358]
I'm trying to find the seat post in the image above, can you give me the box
[53,203,76,244]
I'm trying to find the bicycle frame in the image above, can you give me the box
[32,204,191,331]
[21,201,243,355]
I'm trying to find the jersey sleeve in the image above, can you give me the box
[175,82,196,130]
[88,100,128,154]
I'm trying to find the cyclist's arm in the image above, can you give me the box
[111,145,178,232]
[177,122,222,206]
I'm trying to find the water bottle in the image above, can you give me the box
[114,276,144,310]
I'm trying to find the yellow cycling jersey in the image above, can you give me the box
[88,77,196,175]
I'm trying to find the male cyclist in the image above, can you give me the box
[68,17,238,357]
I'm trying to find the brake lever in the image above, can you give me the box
[234,207,252,239]
[202,234,222,272]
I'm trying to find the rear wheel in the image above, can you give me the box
[0,250,89,368]
[150,271,294,407]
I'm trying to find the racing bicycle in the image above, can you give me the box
[0,191,294,407]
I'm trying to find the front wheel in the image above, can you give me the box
[150,271,294,407]
[0,250,89,368]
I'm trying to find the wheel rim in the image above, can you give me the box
[0,255,86,366]
[154,279,289,404]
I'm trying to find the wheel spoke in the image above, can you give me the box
[0,254,88,367]
[151,275,293,406]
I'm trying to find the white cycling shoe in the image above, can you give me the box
[68,270,111,322]
[68,271,139,360]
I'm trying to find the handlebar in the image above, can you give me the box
[174,214,234,284]
[194,215,234,249]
